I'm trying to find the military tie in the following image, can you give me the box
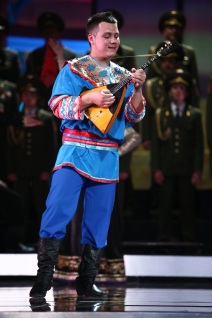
[176,106,180,118]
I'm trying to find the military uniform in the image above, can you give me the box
[0,17,20,180]
[0,48,21,84]
[0,79,18,181]
[151,71,204,241]
[6,76,57,244]
[206,74,212,176]
[147,43,199,89]
[146,10,200,94]
[0,15,21,84]
[142,71,200,144]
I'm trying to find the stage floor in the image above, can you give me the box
[1,279,212,317]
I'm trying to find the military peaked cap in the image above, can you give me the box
[165,68,192,92]
[18,74,45,95]
[158,10,186,32]
[37,12,65,32]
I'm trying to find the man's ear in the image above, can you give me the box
[88,33,94,45]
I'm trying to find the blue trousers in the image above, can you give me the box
[39,167,116,248]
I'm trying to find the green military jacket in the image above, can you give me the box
[206,75,212,174]
[146,43,200,92]
[0,48,21,85]
[0,79,18,180]
[6,108,57,177]
[142,75,200,144]
[151,103,204,176]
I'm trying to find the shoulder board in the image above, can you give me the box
[181,43,194,52]
[188,104,201,113]
[0,79,17,89]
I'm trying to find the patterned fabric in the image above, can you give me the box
[69,55,129,86]
[62,129,119,151]
[49,55,145,183]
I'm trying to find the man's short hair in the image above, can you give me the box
[86,11,117,36]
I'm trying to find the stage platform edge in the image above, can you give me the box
[0,254,212,278]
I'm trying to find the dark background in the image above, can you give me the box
[1,0,211,96]
[1,0,212,253]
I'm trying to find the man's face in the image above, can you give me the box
[168,83,187,104]
[42,26,61,40]
[162,25,182,42]
[88,22,120,59]
[21,91,39,108]
[160,57,179,75]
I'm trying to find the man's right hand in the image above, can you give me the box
[81,88,115,110]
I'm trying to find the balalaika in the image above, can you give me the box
[83,40,181,134]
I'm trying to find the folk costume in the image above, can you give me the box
[30,54,145,298]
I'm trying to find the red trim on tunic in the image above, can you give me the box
[53,163,118,184]
[62,136,118,148]
[129,96,146,114]
[63,128,118,147]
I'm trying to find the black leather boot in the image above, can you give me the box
[29,238,62,298]
[75,244,108,298]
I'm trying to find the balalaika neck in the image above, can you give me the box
[110,53,161,95]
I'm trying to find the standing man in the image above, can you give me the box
[151,69,203,242]
[0,15,21,85]
[7,75,57,247]
[25,12,76,147]
[146,9,200,101]
[54,9,140,283]
[26,11,76,96]
[0,15,20,182]
[30,11,146,299]
[206,74,212,179]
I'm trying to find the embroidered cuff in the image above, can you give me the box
[129,96,146,114]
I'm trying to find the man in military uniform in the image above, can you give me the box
[0,79,18,181]
[146,10,200,98]
[206,74,212,179]
[6,75,57,246]
[0,15,21,85]
[151,69,204,242]
[142,42,199,150]
[142,42,184,151]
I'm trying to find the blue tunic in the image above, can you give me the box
[49,55,145,183]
